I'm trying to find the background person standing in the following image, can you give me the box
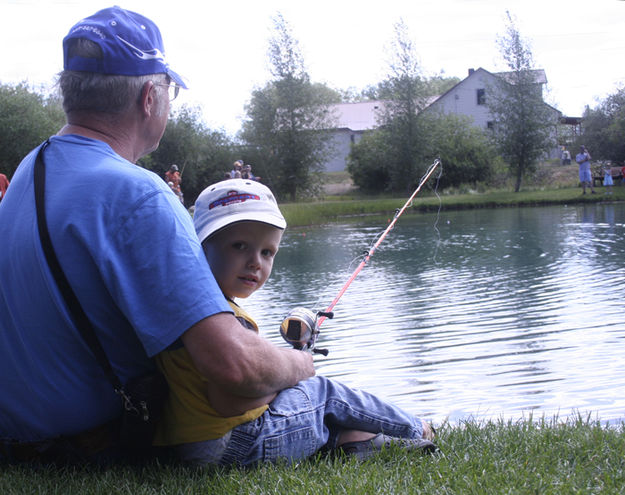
[165,164,183,204]
[576,145,595,195]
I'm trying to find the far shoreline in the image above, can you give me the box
[280,185,625,227]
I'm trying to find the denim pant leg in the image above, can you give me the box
[220,376,424,466]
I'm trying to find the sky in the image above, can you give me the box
[2,0,624,135]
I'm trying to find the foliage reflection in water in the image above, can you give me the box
[243,203,625,425]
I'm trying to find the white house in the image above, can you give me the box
[424,67,563,159]
[424,67,551,130]
[323,67,568,171]
[323,100,386,172]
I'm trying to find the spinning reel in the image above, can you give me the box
[279,307,333,356]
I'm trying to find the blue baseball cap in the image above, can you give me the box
[63,6,187,88]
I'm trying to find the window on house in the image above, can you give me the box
[477,88,486,105]
[486,121,494,130]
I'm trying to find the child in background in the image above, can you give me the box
[241,164,261,181]
[603,164,614,194]
[229,160,243,178]
[153,178,436,466]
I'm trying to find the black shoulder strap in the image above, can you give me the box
[33,140,124,393]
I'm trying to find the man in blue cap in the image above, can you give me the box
[0,7,314,463]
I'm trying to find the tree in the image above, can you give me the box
[240,13,336,201]
[347,130,392,193]
[487,12,556,192]
[375,19,430,193]
[145,104,236,205]
[0,83,65,178]
[421,113,497,189]
[365,73,459,102]
[349,20,470,194]
[580,86,625,165]
[348,113,497,192]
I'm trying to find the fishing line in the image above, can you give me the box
[430,162,444,264]
[310,250,368,312]
[280,158,442,353]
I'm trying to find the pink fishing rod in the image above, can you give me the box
[316,158,441,327]
[280,159,441,354]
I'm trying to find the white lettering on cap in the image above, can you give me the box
[70,25,106,40]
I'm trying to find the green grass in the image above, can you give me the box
[282,186,625,227]
[2,416,624,494]
[321,170,352,185]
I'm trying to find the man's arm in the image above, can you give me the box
[181,312,315,398]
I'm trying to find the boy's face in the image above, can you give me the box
[202,221,283,300]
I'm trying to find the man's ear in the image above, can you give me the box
[139,80,156,117]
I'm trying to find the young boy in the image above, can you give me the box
[153,179,435,466]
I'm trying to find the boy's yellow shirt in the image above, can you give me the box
[153,301,268,446]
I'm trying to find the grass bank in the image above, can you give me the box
[282,186,625,227]
[2,416,624,494]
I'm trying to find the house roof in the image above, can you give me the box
[330,96,438,132]
[331,100,387,131]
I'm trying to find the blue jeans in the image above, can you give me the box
[174,376,425,466]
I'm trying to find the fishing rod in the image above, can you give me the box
[280,158,441,355]
[179,160,189,178]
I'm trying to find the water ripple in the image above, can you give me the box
[247,204,625,425]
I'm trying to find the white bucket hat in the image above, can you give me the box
[194,179,286,243]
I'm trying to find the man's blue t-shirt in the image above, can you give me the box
[0,135,231,441]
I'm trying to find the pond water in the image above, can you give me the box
[242,203,625,426]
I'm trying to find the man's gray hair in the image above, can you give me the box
[59,38,167,115]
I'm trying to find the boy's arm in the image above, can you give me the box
[181,312,315,398]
